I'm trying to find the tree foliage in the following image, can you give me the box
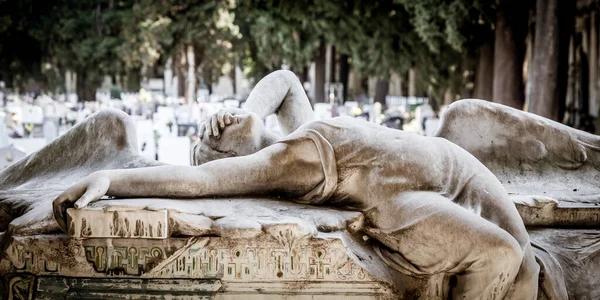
[0,0,501,102]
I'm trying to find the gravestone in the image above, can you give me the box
[223,99,240,108]
[424,118,440,137]
[135,119,156,160]
[22,105,44,138]
[0,145,25,169]
[0,112,9,148]
[314,103,333,120]
[42,119,58,143]
[157,136,190,165]
[154,106,177,137]
[12,138,47,154]
[199,102,224,121]
[21,106,44,124]
[415,104,435,135]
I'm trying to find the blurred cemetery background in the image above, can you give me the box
[0,0,597,168]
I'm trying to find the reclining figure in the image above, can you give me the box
[53,70,539,300]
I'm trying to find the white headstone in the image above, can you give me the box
[196,89,210,103]
[223,100,240,108]
[425,118,441,137]
[199,102,223,122]
[21,105,44,124]
[0,145,26,170]
[135,120,156,160]
[12,138,46,154]
[175,106,191,124]
[0,112,9,148]
[415,104,435,134]
[314,103,333,120]
[157,136,190,166]
[156,106,176,123]
[154,106,177,137]
[43,120,58,143]
[43,104,56,117]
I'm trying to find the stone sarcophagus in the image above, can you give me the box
[0,199,408,299]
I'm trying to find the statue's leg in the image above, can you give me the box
[457,175,539,300]
[365,191,525,299]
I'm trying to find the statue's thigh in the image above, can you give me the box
[368,191,521,275]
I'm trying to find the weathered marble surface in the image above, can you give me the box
[67,198,361,239]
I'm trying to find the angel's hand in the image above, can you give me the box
[52,171,111,233]
[206,107,248,137]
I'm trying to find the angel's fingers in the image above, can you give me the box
[199,122,207,137]
[74,182,109,209]
[211,116,220,137]
[217,111,226,129]
[224,113,233,125]
[52,195,71,233]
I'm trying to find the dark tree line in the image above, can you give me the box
[0,0,595,129]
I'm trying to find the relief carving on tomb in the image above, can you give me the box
[3,233,376,284]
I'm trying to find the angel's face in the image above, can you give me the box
[191,113,265,165]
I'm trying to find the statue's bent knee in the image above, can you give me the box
[483,234,523,275]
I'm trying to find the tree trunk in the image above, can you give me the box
[175,50,186,98]
[408,69,416,97]
[125,68,141,93]
[528,0,574,121]
[75,71,85,102]
[186,45,195,104]
[557,11,574,123]
[492,2,529,109]
[206,67,213,95]
[314,41,326,103]
[444,88,454,106]
[473,38,494,101]
[339,54,350,102]
[329,45,336,82]
[300,66,309,84]
[374,79,389,106]
[76,71,96,102]
[231,62,237,95]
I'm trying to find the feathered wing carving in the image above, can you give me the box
[436,99,600,205]
[0,109,162,235]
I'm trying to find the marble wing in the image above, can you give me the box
[0,109,163,235]
[435,99,600,206]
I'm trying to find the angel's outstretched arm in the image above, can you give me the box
[53,138,324,232]
[243,70,315,134]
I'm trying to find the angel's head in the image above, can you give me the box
[191,112,270,165]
